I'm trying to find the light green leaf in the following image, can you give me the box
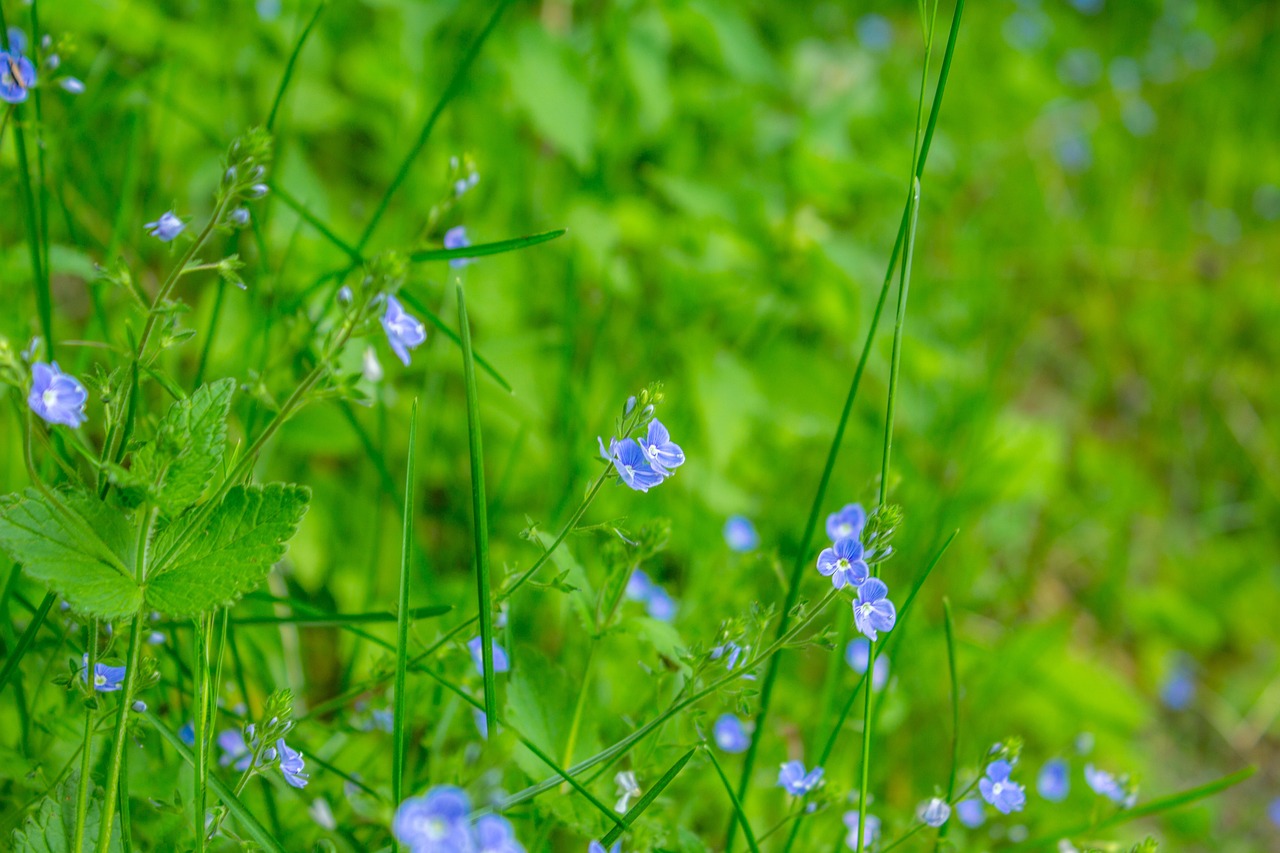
[0,491,140,619]
[131,378,236,512]
[145,484,310,617]
[11,773,121,853]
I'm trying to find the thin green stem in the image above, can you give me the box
[936,599,959,850]
[72,619,98,853]
[561,644,597,774]
[95,612,145,853]
[392,399,419,835]
[266,2,326,132]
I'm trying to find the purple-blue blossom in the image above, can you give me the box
[625,570,677,621]
[475,814,525,853]
[852,578,897,641]
[778,760,823,796]
[144,210,185,242]
[955,798,984,828]
[723,515,759,552]
[817,537,870,589]
[0,47,36,103]
[1084,764,1132,807]
[843,811,881,847]
[468,636,510,675]
[1160,656,1195,710]
[713,714,750,753]
[979,760,1026,814]
[826,503,866,542]
[600,437,665,493]
[381,295,427,366]
[179,721,196,746]
[218,729,253,771]
[28,362,88,428]
[589,842,621,853]
[1037,758,1069,802]
[637,420,685,475]
[394,786,473,852]
[444,226,473,269]
[277,738,309,788]
[711,642,743,670]
[919,797,950,828]
[845,638,889,690]
[80,654,125,692]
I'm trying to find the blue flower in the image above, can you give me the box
[624,570,678,621]
[979,760,1026,814]
[711,642,743,670]
[843,811,881,847]
[59,77,85,95]
[713,714,750,753]
[856,14,893,52]
[218,729,253,771]
[277,738,309,788]
[6,27,27,55]
[1160,656,1195,711]
[637,419,685,475]
[600,437,665,492]
[395,786,474,852]
[1037,758,1070,802]
[0,49,36,104]
[144,210,185,242]
[371,708,394,732]
[131,700,146,712]
[825,504,866,542]
[852,578,897,641]
[1269,797,1280,829]
[229,207,251,227]
[147,632,165,645]
[778,760,823,796]
[80,654,125,692]
[723,515,759,552]
[444,226,473,269]
[845,638,889,690]
[473,709,489,739]
[381,294,427,366]
[588,842,621,853]
[475,814,525,853]
[467,636,510,675]
[179,721,196,746]
[28,362,88,428]
[1084,764,1132,807]
[954,799,984,828]
[817,537,870,589]
[919,797,950,828]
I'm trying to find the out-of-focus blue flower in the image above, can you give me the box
[920,797,950,828]
[600,437,665,492]
[381,295,427,366]
[372,709,394,732]
[853,578,897,641]
[856,14,892,52]
[80,654,125,692]
[1068,0,1104,14]
[395,786,474,852]
[6,26,27,55]
[1,48,36,103]
[1058,48,1102,87]
[473,709,488,739]
[475,814,525,853]
[468,636,510,675]
[979,760,1026,814]
[310,797,336,830]
[1037,758,1070,802]
[1160,656,1195,710]
[826,504,866,542]
[218,729,254,771]
[131,700,146,712]
[638,419,685,475]
[444,226,473,269]
[147,632,165,645]
[955,798,984,828]
[1054,133,1093,173]
[179,721,196,746]
[713,714,750,753]
[845,638,889,690]
[144,210,185,242]
[1121,99,1157,137]
[711,642,743,670]
[28,362,88,428]
[817,537,870,590]
[277,738,309,788]
[624,569,678,621]
[59,77,84,94]
[1269,797,1280,828]
[723,515,759,552]
[337,285,354,305]
[778,760,823,796]
[1003,10,1050,52]
[1084,764,1131,806]
[588,842,621,853]
[229,207,251,227]
[843,811,881,847]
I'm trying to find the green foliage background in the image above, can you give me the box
[1,0,1277,850]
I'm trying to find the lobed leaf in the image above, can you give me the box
[130,378,236,513]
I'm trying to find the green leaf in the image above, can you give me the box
[131,378,235,512]
[11,773,121,853]
[145,484,310,617]
[0,491,140,619]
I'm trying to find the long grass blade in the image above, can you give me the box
[600,747,696,845]
[408,228,566,264]
[270,184,363,261]
[392,398,419,818]
[936,598,959,850]
[0,590,55,695]
[706,748,762,853]
[266,1,326,132]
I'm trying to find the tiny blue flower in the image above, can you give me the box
[179,721,196,746]
[853,578,897,641]
[637,419,685,475]
[1269,796,1280,828]
[6,26,27,55]
[979,760,1026,814]
[80,654,125,692]
[473,708,489,739]
[230,207,251,227]
[645,585,676,621]
[0,49,36,103]
[919,797,950,828]
[337,285,354,305]
[845,638,889,690]
[372,709,394,732]
[1160,656,1195,711]
[475,814,525,853]
[277,738,309,788]
[625,569,654,602]
[147,632,165,645]
[1037,758,1070,802]
[444,225,473,269]
[713,714,750,753]
[843,811,881,847]
[144,210,185,242]
[817,537,870,590]
[778,760,823,796]
[395,786,473,852]
[954,798,984,828]
[131,700,147,713]
[44,52,60,71]
[59,77,84,95]
[723,515,759,552]
[381,294,427,366]
[603,437,665,492]
[468,636,511,675]
[711,642,743,670]
[1084,764,1131,806]
[825,504,866,542]
[218,729,254,771]
[28,362,88,428]
[588,842,621,853]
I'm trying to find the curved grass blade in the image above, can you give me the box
[0,590,55,695]
[270,184,362,262]
[458,284,496,736]
[398,289,513,393]
[408,228,566,264]
[145,712,287,853]
[600,747,696,846]
[936,598,959,851]
[267,1,326,132]
[706,747,761,853]
[392,399,419,815]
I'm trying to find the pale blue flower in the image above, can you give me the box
[59,77,84,94]
[843,811,881,847]
[144,210,185,242]
[826,504,866,542]
[817,537,869,589]
[624,569,677,621]
[277,738,309,788]
[468,636,510,675]
[920,797,950,828]
[845,638,889,690]
[637,419,685,475]
[229,207,251,227]
[723,516,759,552]
[979,760,1026,814]
[853,578,897,641]
[218,729,254,771]
[713,714,750,753]
[395,786,474,852]
[28,362,88,428]
[179,721,196,746]
[0,49,36,103]
[1269,797,1280,828]
[1084,764,1132,807]
[1037,758,1069,802]
[711,642,743,670]
[131,700,147,712]
[6,27,27,55]
[475,814,525,853]
[1160,657,1195,710]
[778,760,823,796]
[601,437,665,492]
[444,226,473,269]
[80,654,125,692]
[955,798,984,828]
[381,294,427,366]
[588,842,620,853]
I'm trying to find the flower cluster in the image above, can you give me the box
[216,691,309,789]
[816,503,899,641]
[597,386,685,493]
[394,786,526,853]
[625,569,676,621]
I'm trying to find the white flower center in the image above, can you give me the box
[838,523,852,537]
[94,674,107,686]
[42,388,59,408]
[836,558,850,571]
[992,781,1005,797]
[425,818,446,840]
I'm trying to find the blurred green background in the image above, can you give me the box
[2,0,1278,850]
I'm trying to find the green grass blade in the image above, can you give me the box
[398,289,513,393]
[266,1,326,132]
[407,228,566,264]
[392,398,419,815]
[145,712,287,853]
[600,747,696,845]
[706,748,762,853]
[225,606,449,627]
[0,590,54,695]
[270,184,363,261]
[937,598,959,850]
[457,284,496,736]
[356,0,514,250]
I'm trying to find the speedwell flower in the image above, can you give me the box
[852,578,897,641]
[637,419,685,475]
[713,714,750,753]
[817,537,870,589]
[919,797,950,828]
[444,225,473,269]
[589,842,621,853]
[467,636,510,675]
[601,437,665,492]
[723,515,759,552]
[277,738,309,788]
[979,760,1026,814]
[843,811,881,847]
[381,294,427,366]
[1084,764,1133,807]
[778,760,823,796]
[1037,758,1070,801]
[394,785,473,852]
[845,638,889,690]
[955,798,984,828]
[0,47,36,103]
[826,503,866,542]
[28,362,88,428]
[218,729,254,771]
[614,771,641,813]
[475,814,525,853]
[144,210,185,242]
[80,654,125,692]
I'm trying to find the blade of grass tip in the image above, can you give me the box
[706,747,762,853]
[356,0,514,251]
[270,184,363,263]
[399,288,513,393]
[728,1,965,839]
[458,284,497,736]
[936,598,959,851]
[266,1,326,132]
[601,747,697,846]
[392,398,419,817]
[407,228,567,264]
[146,712,288,853]
[1006,766,1256,851]
[0,591,55,695]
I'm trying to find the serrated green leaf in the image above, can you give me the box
[145,483,309,617]
[11,773,121,853]
[131,378,235,513]
[0,491,140,619]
